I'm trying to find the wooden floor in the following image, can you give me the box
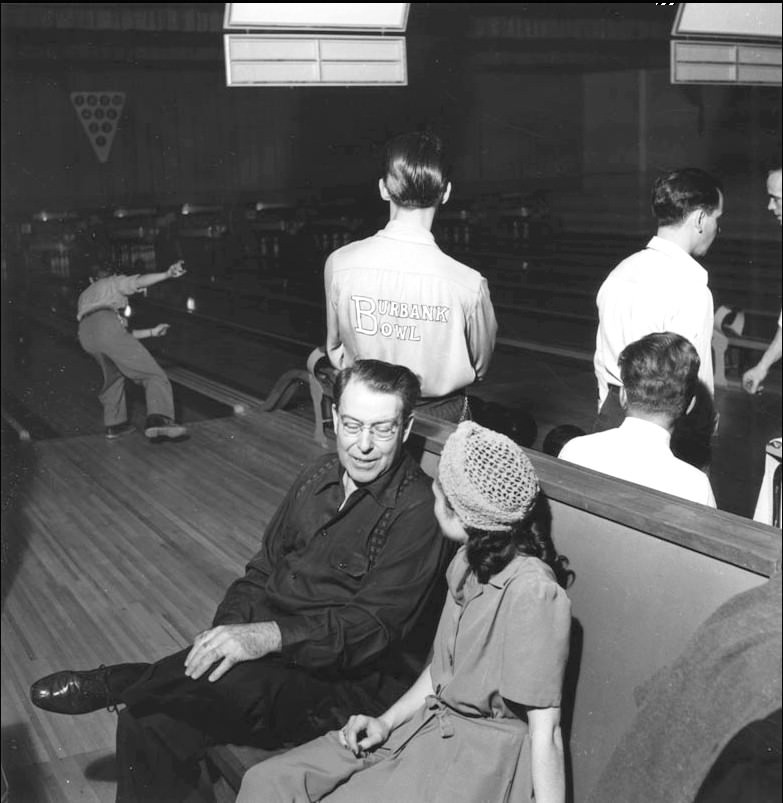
[1,409,327,802]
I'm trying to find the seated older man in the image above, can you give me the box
[30,359,453,803]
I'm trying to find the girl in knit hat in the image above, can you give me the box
[238,421,573,803]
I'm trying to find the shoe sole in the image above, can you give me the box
[144,425,188,440]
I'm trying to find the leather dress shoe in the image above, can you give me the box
[30,663,146,715]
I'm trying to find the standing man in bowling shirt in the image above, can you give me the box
[321,131,498,423]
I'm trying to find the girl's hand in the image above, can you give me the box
[338,714,391,757]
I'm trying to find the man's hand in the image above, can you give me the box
[149,323,170,337]
[167,260,186,279]
[742,365,767,395]
[337,713,392,757]
[184,622,282,682]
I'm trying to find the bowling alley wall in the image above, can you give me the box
[2,4,780,242]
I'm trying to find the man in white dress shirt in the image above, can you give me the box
[593,168,724,432]
[561,332,716,507]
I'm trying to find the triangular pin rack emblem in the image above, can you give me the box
[71,91,126,164]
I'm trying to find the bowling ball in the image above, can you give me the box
[466,394,486,421]
[473,400,537,447]
[542,424,586,457]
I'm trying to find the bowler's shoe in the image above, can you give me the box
[105,422,136,440]
[144,414,188,441]
[30,663,146,715]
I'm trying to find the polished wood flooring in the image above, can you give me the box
[1,409,326,802]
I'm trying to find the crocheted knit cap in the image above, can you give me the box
[438,421,539,532]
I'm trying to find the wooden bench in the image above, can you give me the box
[204,744,290,801]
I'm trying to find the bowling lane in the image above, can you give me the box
[1,317,234,440]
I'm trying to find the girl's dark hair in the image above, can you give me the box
[464,495,574,588]
[382,131,450,209]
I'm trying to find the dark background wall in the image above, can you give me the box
[2,3,781,239]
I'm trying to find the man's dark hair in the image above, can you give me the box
[381,131,450,209]
[619,332,700,418]
[651,168,723,226]
[333,359,422,421]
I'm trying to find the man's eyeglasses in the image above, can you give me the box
[337,415,402,441]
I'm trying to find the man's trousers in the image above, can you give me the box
[114,648,405,802]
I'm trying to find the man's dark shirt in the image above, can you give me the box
[213,449,451,681]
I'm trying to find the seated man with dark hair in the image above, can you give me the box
[29,359,453,803]
[560,332,716,506]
